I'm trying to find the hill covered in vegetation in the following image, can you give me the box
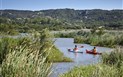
[0,9,123,34]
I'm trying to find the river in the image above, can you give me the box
[50,38,112,77]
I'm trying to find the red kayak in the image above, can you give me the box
[86,49,102,55]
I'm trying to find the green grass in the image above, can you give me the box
[60,64,122,77]
[60,65,95,77]
[39,29,72,62]
[54,30,123,47]
[0,29,72,77]
[54,29,123,47]
[61,48,123,77]
[74,32,123,47]
[1,44,52,77]
[0,37,20,64]
[47,46,72,62]
[1,34,52,77]
[54,32,77,38]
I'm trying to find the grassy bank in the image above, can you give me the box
[60,64,123,77]
[61,48,123,77]
[0,36,51,77]
[0,29,72,77]
[74,33,123,47]
[1,42,51,77]
[53,27,123,47]
[74,31,123,47]
[54,32,77,38]
[0,29,72,64]
[47,46,72,62]
[54,29,123,47]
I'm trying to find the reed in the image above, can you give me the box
[1,43,52,77]
[61,48,123,77]
[1,29,72,77]
[74,32,123,47]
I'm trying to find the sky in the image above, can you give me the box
[0,0,123,10]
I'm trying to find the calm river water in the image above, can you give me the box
[50,38,112,77]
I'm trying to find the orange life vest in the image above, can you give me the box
[74,48,78,50]
[93,49,96,53]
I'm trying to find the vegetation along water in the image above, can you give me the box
[0,9,123,77]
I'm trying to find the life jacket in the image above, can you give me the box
[74,48,78,50]
[93,49,96,53]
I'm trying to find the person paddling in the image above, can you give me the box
[73,45,78,52]
[92,47,96,53]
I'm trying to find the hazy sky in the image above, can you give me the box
[0,0,123,10]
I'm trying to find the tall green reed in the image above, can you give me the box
[1,29,53,77]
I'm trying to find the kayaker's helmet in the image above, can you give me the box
[75,45,77,47]
[94,47,96,49]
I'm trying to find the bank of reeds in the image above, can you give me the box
[54,30,123,47]
[0,31,52,77]
[2,44,52,77]
[74,32,123,47]
[61,48,123,77]
[0,29,72,77]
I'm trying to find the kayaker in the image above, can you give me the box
[73,45,78,51]
[92,47,96,53]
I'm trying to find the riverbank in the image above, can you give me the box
[51,29,123,34]
[74,32,123,47]
[61,48,123,77]
[47,46,72,62]
[0,29,73,77]
[53,29,123,47]
[0,31,72,63]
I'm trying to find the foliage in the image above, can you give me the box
[60,64,122,77]
[0,37,20,64]
[74,32,123,47]
[0,23,19,35]
[0,9,123,32]
[39,29,72,62]
[61,49,123,77]
[47,46,72,62]
[54,32,77,38]
[0,29,72,64]
[74,36,85,43]
[1,39,51,77]
[0,29,72,77]
[102,49,123,68]
[60,65,95,77]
